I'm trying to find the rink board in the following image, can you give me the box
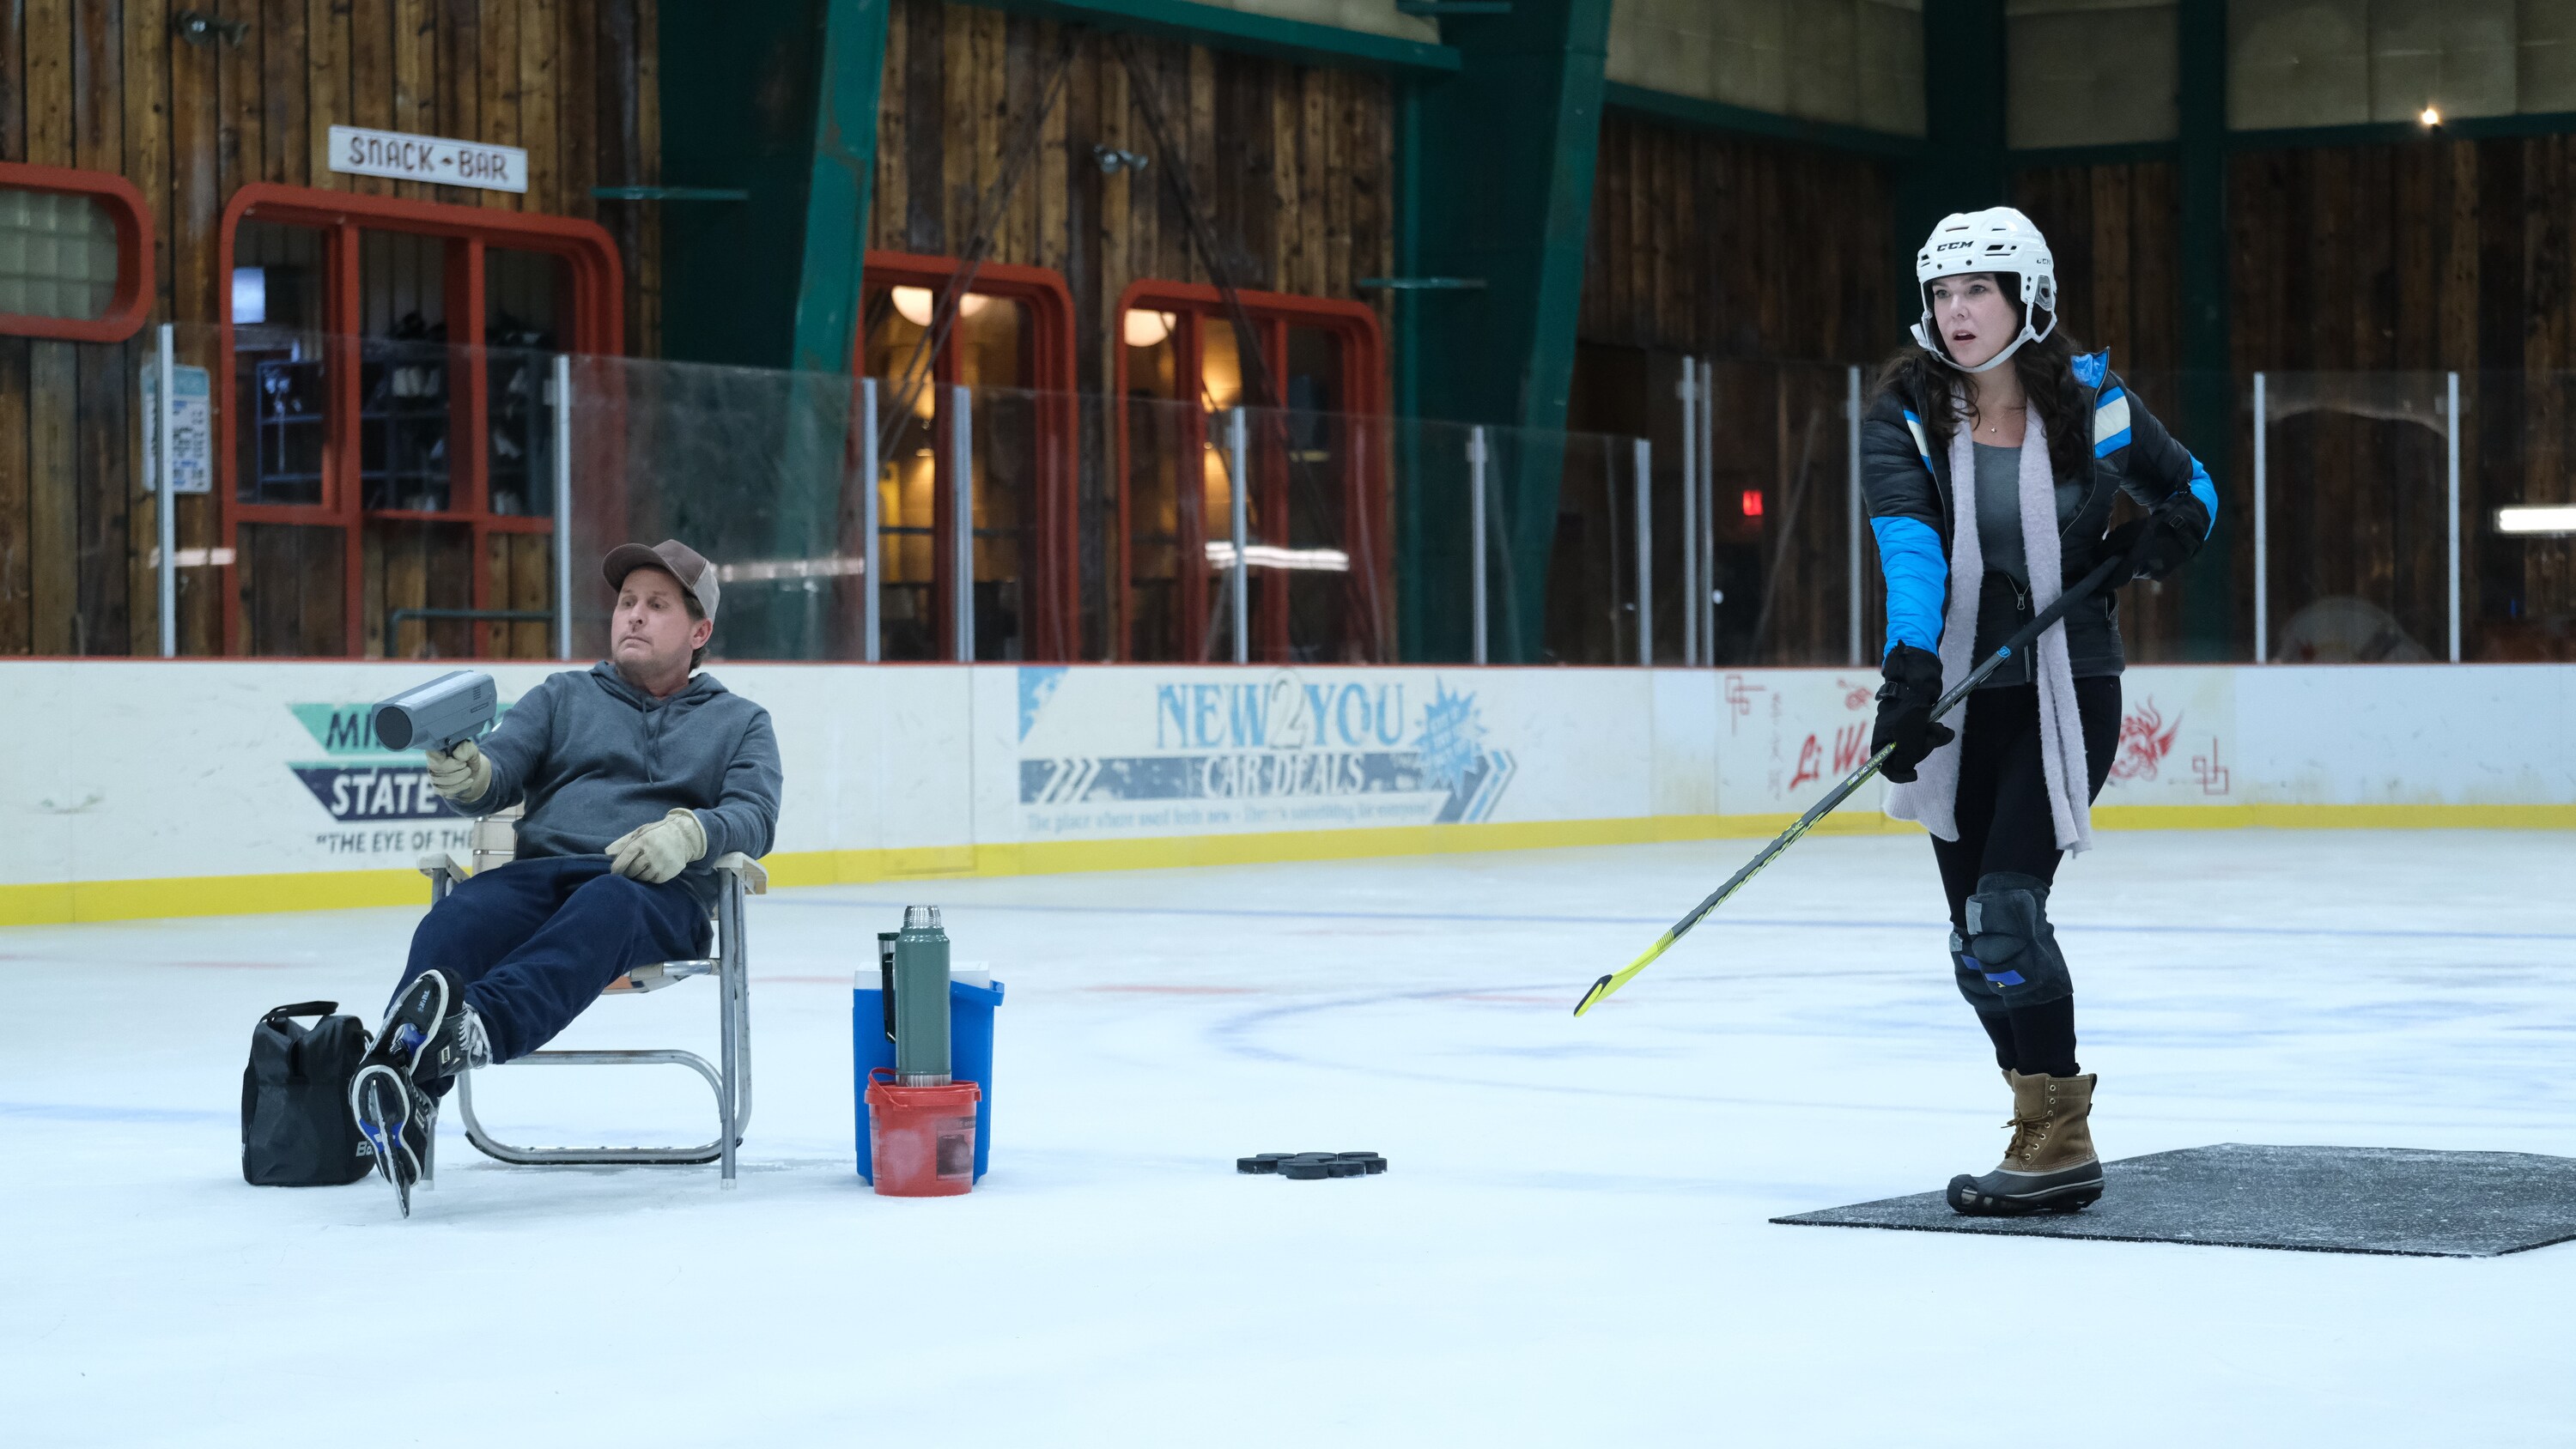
[1,660,2570,923]
[1774,1143,2576,1258]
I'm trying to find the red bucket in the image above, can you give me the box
[864,1069,983,1197]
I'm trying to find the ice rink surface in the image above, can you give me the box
[7,829,2576,1446]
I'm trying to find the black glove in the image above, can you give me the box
[2095,496,2209,584]
[1871,643,1955,785]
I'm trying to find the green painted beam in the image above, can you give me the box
[659,2,819,369]
[2227,109,2576,149]
[655,1,890,662]
[1407,0,1614,664]
[961,0,1461,72]
[2175,0,2233,660]
[1603,82,1926,161]
[2010,111,2576,170]
[656,0,890,374]
[790,0,895,376]
[1895,0,2008,337]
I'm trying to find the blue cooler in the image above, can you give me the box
[854,975,1003,1183]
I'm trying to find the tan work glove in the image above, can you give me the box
[423,739,492,805]
[606,809,707,884]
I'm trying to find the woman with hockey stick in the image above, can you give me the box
[1860,207,2216,1216]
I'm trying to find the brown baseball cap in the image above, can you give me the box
[604,539,720,622]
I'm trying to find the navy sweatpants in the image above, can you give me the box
[392,856,708,1064]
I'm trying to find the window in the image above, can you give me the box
[856,252,1078,662]
[1113,283,1387,663]
[0,161,153,343]
[216,185,620,658]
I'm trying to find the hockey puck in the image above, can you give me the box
[1249,1150,1387,1179]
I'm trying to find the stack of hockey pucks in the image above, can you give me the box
[1236,1151,1387,1179]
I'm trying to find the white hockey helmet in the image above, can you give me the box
[1911,207,2057,374]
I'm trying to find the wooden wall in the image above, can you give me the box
[871,0,1396,658]
[872,0,1395,392]
[2232,138,2574,661]
[1571,112,1898,666]
[2022,141,2576,664]
[0,0,658,658]
[2012,161,2198,664]
[1578,112,1899,363]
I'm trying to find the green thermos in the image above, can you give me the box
[891,905,952,1086]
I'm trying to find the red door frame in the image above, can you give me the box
[215,184,622,657]
[858,251,1079,662]
[0,161,155,343]
[1111,282,1387,663]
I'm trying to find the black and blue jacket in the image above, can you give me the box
[1860,351,2217,682]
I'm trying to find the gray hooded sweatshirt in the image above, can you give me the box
[471,663,781,908]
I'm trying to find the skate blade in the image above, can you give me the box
[350,1067,416,1215]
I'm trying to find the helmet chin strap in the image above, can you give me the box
[1911,309,2057,375]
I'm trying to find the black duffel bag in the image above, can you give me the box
[241,1000,376,1186]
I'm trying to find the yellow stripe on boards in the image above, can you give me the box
[3,803,2569,926]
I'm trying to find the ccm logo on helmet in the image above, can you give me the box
[1935,240,1975,252]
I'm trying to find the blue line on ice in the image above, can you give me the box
[783,894,2576,944]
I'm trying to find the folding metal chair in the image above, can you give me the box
[414,809,763,1187]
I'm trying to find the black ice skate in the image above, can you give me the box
[350,968,473,1217]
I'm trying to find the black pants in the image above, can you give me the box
[1928,678,2121,1076]
[393,856,708,1064]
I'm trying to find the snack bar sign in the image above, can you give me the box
[327,124,526,194]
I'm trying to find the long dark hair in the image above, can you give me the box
[1877,282,2091,484]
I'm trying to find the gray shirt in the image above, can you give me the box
[471,663,782,908]
[1971,442,2087,585]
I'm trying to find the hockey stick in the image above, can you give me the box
[1571,549,2135,1017]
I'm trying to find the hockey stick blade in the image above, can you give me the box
[1572,552,2130,1016]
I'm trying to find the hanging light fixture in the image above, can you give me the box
[890,286,990,327]
[1123,309,1176,349]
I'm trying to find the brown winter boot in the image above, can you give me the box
[1947,1069,2103,1216]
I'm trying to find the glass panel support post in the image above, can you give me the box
[1468,425,1489,665]
[860,378,881,664]
[951,385,974,663]
[1698,359,1716,666]
[2446,370,2461,663]
[1634,437,1653,667]
[2252,372,2268,664]
[1846,364,1863,667]
[156,323,177,658]
[1228,406,1249,665]
[551,353,573,661]
[1679,361,1698,668]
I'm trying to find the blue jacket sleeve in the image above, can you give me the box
[1860,397,1950,658]
[1871,516,1947,656]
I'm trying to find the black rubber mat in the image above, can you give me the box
[1773,1143,2576,1258]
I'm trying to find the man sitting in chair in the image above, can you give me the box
[349,538,782,1216]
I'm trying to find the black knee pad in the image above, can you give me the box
[1949,929,2008,1016]
[1963,872,2071,1008]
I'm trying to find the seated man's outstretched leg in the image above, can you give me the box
[459,860,708,1063]
[354,857,598,1216]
